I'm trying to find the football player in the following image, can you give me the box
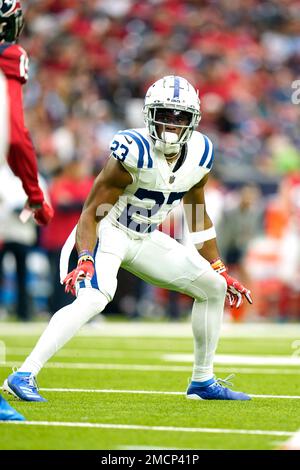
[0,1,53,225]
[4,76,252,401]
[0,58,24,424]
[0,393,24,421]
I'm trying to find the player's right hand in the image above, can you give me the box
[63,260,95,296]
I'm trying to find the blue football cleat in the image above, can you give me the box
[0,394,25,421]
[186,375,251,401]
[3,371,47,402]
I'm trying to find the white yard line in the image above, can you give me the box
[280,429,300,450]
[248,394,300,399]
[163,354,300,366]
[5,347,163,359]
[0,361,194,372]
[1,322,300,338]
[1,361,300,375]
[34,387,300,400]
[4,349,300,366]
[216,367,300,375]
[0,420,293,437]
[38,388,183,395]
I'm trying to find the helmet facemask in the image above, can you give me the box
[144,105,200,157]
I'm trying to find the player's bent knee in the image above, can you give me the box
[77,288,108,315]
[191,269,227,301]
[208,271,227,299]
[213,271,227,295]
[94,276,118,304]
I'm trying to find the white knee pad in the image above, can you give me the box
[190,269,227,302]
[77,287,108,308]
[93,251,121,302]
[76,288,108,322]
[96,276,118,303]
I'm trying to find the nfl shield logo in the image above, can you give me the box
[169,175,175,184]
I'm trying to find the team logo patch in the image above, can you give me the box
[0,0,17,17]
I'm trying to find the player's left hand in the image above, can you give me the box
[20,200,54,225]
[211,258,252,308]
[31,200,54,226]
[221,271,253,308]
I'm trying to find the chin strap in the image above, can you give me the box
[154,140,181,155]
[154,130,182,155]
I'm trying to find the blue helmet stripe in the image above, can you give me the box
[130,130,153,168]
[173,76,180,99]
[119,131,145,168]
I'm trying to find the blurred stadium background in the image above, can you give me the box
[0,0,300,323]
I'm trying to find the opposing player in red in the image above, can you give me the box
[0,0,53,225]
[0,73,25,421]
[0,1,52,421]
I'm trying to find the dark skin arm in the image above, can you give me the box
[183,174,220,263]
[76,157,132,254]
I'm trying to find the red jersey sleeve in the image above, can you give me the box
[2,45,44,205]
[0,43,29,84]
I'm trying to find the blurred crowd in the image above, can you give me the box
[0,0,299,321]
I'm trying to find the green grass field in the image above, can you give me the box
[1,321,300,450]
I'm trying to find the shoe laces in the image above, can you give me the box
[215,373,235,388]
[12,367,39,390]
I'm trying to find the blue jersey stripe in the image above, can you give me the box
[77,240,99,291]
[199,135,212,168]
[173,76,180,99]
[90,273,99,289]
[130,130,153,168]
[91,240,99,290]
[119,131,144,168]
[93,239,99,258]
[206,147,214,169]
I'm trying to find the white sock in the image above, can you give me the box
[189,271,226,383]
[19,288,108,376]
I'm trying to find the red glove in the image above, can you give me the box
[31,201,54,226]
[63,255,95,296]
[19,200,54,226]
[211,258,253,308]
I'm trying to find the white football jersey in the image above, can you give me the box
[105,128,214,237]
